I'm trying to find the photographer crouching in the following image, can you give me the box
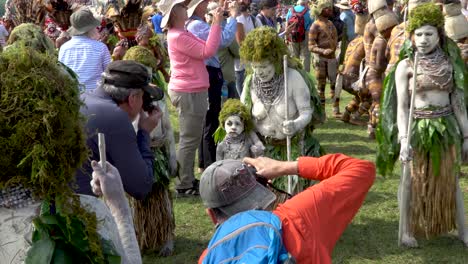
[75,60,164,200]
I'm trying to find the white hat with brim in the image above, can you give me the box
[187,0,206,19]
[67,7,101,36]
[158,0,186,29]
[335,0,351,10]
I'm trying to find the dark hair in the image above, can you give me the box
[239,2,249,12]
[259,0,278,10]
[211,207,229,221]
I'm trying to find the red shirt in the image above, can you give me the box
[199,154,376,264]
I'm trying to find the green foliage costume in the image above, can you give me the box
[239,27,325,192]
[376,3,468,238]
[0,44,120,263]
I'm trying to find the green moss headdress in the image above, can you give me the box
[311,0,333,18]
[407,3,445,33]
[0,46,118,263]
[6,23,56,54]
[219,99,254,133]
[240,27,289,75]
[123,45,159,73]
[214,99,254,143]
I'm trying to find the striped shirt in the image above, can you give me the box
[59,36,111,91]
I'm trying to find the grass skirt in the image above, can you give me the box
[130,147,175,252]
[409,115,461,238]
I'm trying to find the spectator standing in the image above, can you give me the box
[0,19,9,47]
[151,11,164,34]
[58,7,111,91]
[186,0,238,173]
[336,0,356,41]
[198,154,375,263]
[256,0,278,28]
[157,0,224,195]
[286,0,313,72]
[234,2,262,98]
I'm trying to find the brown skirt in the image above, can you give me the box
[131,183,175,251]
[409,144,457,238]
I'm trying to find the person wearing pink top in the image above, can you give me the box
[158,0,225,195]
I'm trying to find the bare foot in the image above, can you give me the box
[460,231,468,247]
[158,239,174,257]
[400,233,419,248]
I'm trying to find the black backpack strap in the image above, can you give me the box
[250,15,257,28]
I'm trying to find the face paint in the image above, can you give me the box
[225,115,244,136]
[251,61,275,82]
[413,25,440,55]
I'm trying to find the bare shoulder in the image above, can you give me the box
[287,68,306,86]
[396,58,411,75]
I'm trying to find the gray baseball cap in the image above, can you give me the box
[200,159,277,217]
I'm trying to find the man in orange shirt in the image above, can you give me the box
[198,153,375,263]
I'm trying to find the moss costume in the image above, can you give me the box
[376,37,468,238]
[0,44,121,263]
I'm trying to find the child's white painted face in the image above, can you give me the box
[225,115,244,136]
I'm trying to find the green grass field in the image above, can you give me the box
[143,92,468,264]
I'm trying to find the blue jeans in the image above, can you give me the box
[235,69,245,98]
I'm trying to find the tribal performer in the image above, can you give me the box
[215,99,265,161]
[365,7,399,139]
[308,0,340,117]
[0,26,141,263]
[339,1,370,125]
[386,0,432,75]
[123,46,176,256]
[443,1,468,67]
[377,3,468,247]
[240,27,325,194]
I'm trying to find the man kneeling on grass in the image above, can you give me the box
[198,154,375,263]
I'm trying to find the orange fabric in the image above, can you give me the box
[198,154,375,264]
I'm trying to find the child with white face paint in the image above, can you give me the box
[216,99,265,161]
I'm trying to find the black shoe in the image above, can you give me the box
[176,187,199,196]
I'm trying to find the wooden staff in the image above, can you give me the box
[399,52,418,246]
[283,55,297,194]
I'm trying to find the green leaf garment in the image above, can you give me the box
[376,38,467,237]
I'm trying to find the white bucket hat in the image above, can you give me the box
[335,0,351,10]
[158,0,186,28]
[187,0,209,18]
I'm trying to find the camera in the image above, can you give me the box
[142,87,164,112]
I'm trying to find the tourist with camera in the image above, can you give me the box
[198,154,375,263]
[157,0,229,196]
[75,60,164,200]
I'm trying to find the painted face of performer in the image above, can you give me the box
[225,115,244,136]
[413,25,440,55]
[251,61,276,82]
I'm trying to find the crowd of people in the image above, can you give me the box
[0,0,467,263]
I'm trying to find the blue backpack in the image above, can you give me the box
[201,210,295,264]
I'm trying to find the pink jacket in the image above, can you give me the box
[167,25,221,93]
